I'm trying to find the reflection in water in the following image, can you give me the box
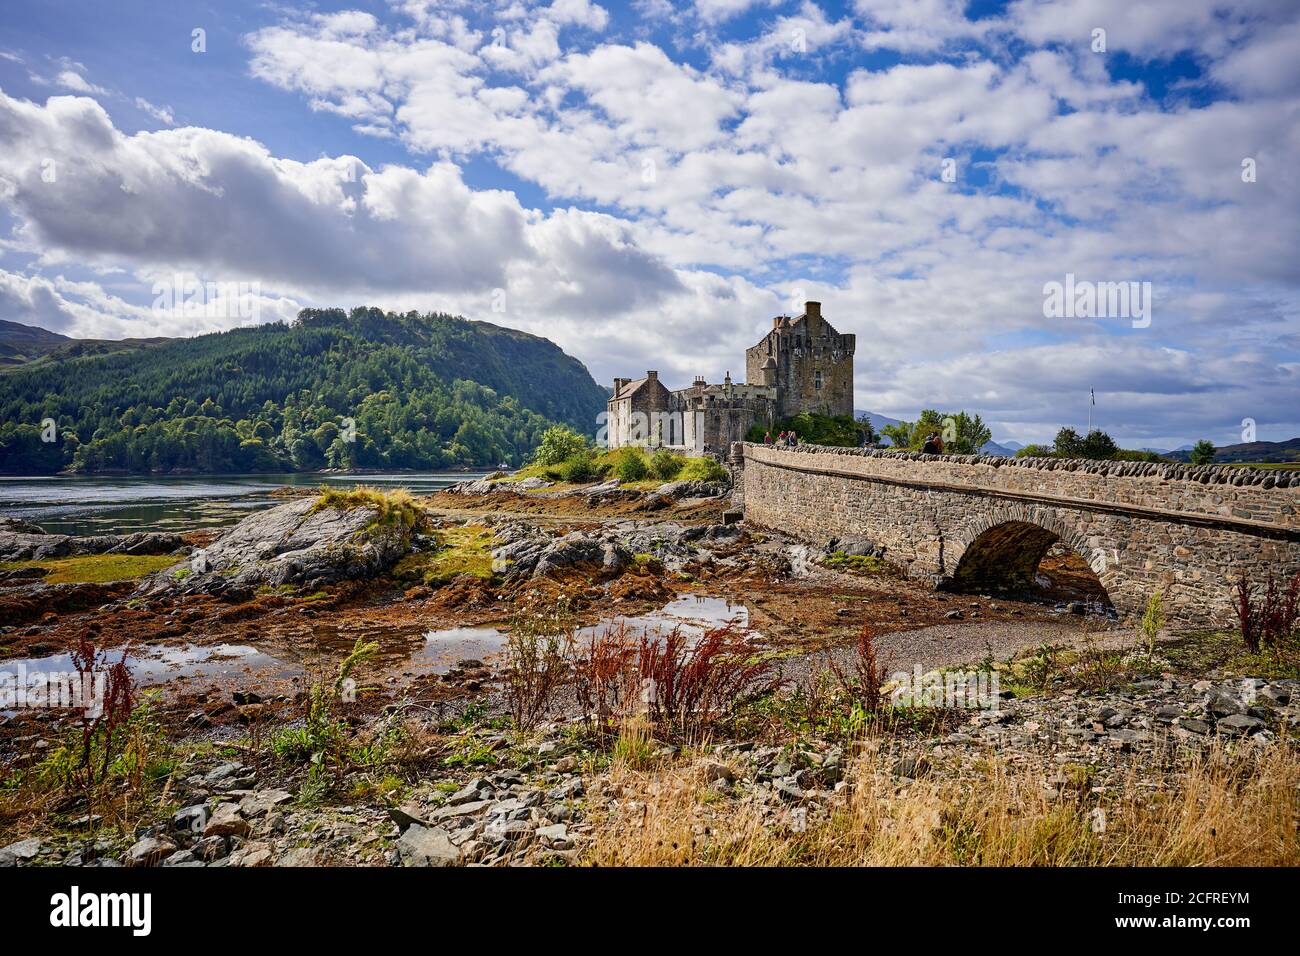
[415,627,509,674]
[574,594,750,642]
[2,643,297,686]
[0,471,487,536]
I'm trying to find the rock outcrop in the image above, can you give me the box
[148,497,416,594]
[0,520,186,563]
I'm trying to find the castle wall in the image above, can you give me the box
[606,374,672,449]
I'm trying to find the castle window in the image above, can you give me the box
[814,370,823,390]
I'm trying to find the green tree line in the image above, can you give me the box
[0,308,607,475]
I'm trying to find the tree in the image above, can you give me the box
[855,413,878,445]
[533,425,588,465]
[1015,443,1055,458]
[880,409,987,452]
[1054,426,1117,460]
[943,411,992,455]
[1190,439,1216,465]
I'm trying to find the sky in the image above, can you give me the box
[0,0,1297,449]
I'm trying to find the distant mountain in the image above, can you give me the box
[0,319,70,368]
[0,308,607,474]
[1001,440,1024,451]
[854,409,903,430]
[980,440,1016,457]
[1167,437,1300,464]
[0,319,174,371]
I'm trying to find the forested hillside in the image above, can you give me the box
[0,308,607,474]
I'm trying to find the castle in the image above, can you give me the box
[605,301,855,456]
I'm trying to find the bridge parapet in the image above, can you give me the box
[743,443,1298,532]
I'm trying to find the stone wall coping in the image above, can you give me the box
[742,442,1299,489]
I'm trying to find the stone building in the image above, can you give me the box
[605,301,855,456]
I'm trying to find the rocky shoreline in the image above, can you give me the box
[1,477,1296,868]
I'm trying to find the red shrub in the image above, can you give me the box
[636,625,781,740]
[68,632,135,783]
[1234,571,1300,653]
[828,623,887,714]
[567,622,640,731]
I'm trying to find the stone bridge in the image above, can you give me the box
[736,442,1300,627]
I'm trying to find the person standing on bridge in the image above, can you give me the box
[922,432,944,454]
[764,431,773,445]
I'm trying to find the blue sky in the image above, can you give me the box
[0,0,1297,448]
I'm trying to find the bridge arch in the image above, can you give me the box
[942,506,1116,607]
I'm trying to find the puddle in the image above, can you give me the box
[575,594,751,642]
[0,643,298,687]
[412,595,752,673]
[413,627,508,674]
[0,595,753,696]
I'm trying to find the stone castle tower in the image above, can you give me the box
[606,301,855,456]
[744,301,855,419]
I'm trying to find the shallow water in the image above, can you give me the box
[415,627,513,674]
[573,594,750,641]
[1,594,754,692]
[0,471,487,536]
[1,642,297,686]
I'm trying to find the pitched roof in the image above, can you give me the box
[613,376,659,400]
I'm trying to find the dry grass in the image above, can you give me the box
[585,741,1300,866]
[310,484,423,531]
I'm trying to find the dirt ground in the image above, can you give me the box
[0,489,1121,755]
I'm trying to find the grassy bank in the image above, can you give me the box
[0,553,180,584]
[506,446,727,488]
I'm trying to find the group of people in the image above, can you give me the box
[763,430,799,447]
[921,432,945,454]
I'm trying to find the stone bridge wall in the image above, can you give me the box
[741,442,1300,627]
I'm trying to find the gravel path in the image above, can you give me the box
[781,618,1129,685]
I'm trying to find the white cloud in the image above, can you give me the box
[133,96,175,125]
[1,0,1297,445]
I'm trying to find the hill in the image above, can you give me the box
[0,319,70,368]
[0,308,607,475]
[1167,437,1300,464]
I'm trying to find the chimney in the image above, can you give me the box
[646,370,658,381]
[805,301,821,319]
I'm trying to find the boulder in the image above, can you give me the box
[397,824,462,867]
[127,836,177,867]
[0,527,184,563]
[148,496,415,593]
[0,837,42,867]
